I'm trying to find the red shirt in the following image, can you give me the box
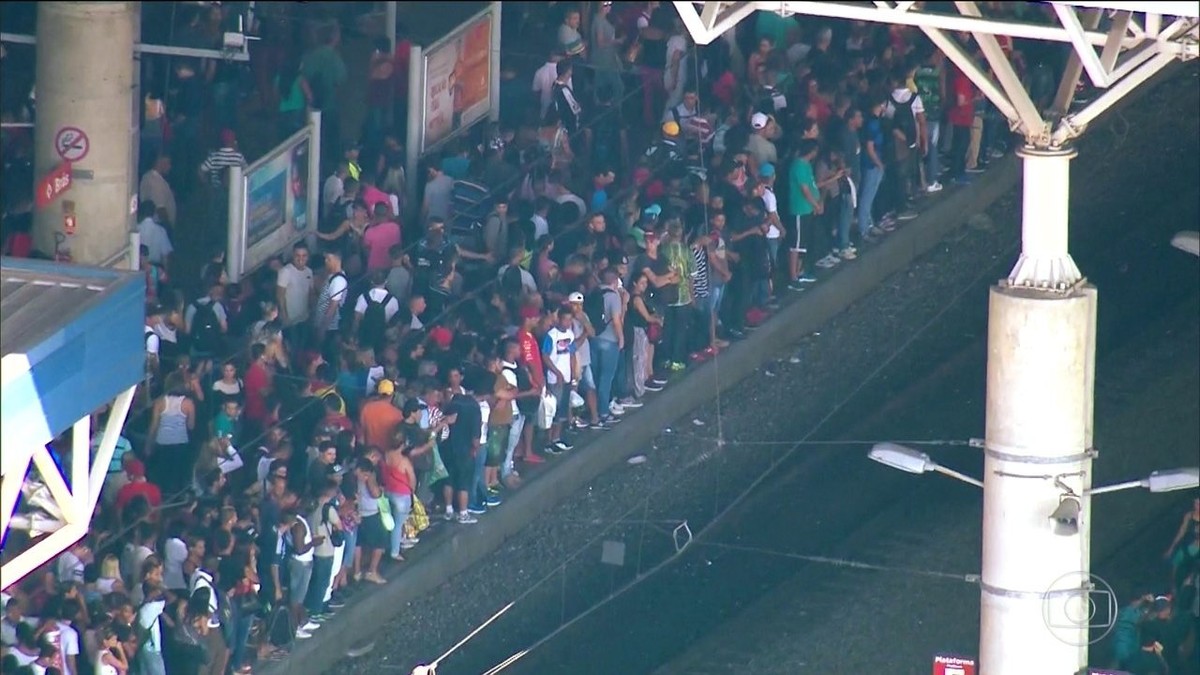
[518,329,545,389]
[115,480,162,512]
[948,69,976,128]
[244,361,272,423]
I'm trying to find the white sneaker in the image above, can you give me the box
[839,247,857,260]
[619,398,644,408]
[609,401,625,416]
[457,512,478,524]
[301,621,321,631]
[443,506,454,522]
[815,254,840,269]
[925,181,943,193]
[295,628,313,639]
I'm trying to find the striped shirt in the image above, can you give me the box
[691,244,711,299]
[200,147,247,188]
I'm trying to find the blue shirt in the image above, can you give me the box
[861,116,885,172]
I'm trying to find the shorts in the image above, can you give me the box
[449,446,475,492]
[790,215,808,254]
[577,363,596,393]
[486,425,509,468]
[287,558,313,604]
[356,512,388,552]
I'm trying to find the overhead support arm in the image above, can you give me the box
[956,2,1050,145]
[1054,4,1116,88]
[1052,50,1179,145]
[1051,8,1103,116]
[674,2,758,45]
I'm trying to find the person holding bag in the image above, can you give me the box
[353,463,388,584]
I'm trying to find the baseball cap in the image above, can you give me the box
[376,379,395,396]
[759,163,775,178]
[326,463,347,477]
[428,326,453,349]
[219,128,237,147]
[751,112,769,130]
[568,291,585,304]
[661,120,680,137]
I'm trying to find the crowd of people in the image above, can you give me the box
[0,3,1076,674]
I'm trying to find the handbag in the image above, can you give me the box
[536,387,557,430]
[377,495,395,532]
[403,496,430,541]
[646,322,663,344]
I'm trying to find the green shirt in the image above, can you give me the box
[788,158,818,217]
[663,240,695,306]
[301,45,347,112]
[914,65,942,115]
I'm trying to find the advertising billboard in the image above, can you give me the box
[240,128,313,274]
[421,8,494,154]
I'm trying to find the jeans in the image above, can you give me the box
[229,606,254,669]
[837,192,854,250]
[502,414,523,479]
[135,650,167,675]
[857,165,885,237]
[925,120,941,183]
[631,327,650,398]
[592,337,621,415]
[664,303,692,364]
[304,555,334,615]
[471,442,488,507]
[386,493,412,557]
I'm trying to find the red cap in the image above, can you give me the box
[126,458,146,478]
[519,306,541,320]
[219,129,237,147]
[428,326,453,349]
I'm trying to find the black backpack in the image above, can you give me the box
[189,300,223,355]
[890,92,918,151]
[584,287,616,335]
[358,289,393,348]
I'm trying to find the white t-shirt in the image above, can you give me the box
[44,620,80,675]
[162,538,188,590]
[500,362,520,416]
[532,61,570,118]
[188,569,221,628]
[664,34,688,91]
[145,325,160,356]
[57,550,84,584]
[317,272,350,331]
[353,287,401,320]
[276,263,314,326]
[136,217,174,266]
[322,174,344,212]
[541,326,576,385]
[762,188,781,239]
[885,88,926,118]
[478,399,491,440]
[136,599,166,653]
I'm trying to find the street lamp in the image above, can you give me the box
[868,442,985,488]
[1172,231,1199,257]
[1088,467,1200,495]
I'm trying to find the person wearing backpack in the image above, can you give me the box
[353,271,400,353]
[586,267,625,424]
[185,279,229,362]
[883,63,926,223]
[313,250,350,359]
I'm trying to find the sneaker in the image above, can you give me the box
[796,274,817,284]
[897,209,919,221]
[650,377,668,386]
[609,401,625,416]
[485,494,503,507]
[573,418,591,430]
[787,280,806,292]
[301,621,321,631]
[327,598,347,610]
[643,382,664,392]
[815,254,840,269]
[295,629,313,639]
[591,419,611,429]
[554,438,574,451]
[725,328,747,339]
[457,512,478,524]
[990,148,1005,159]
[522,452,546,464]
[839,246,858,260]
[925,181,943,193]
[467,504,487,515]
[400,538,418,550]
[618,397,643,408]
[966,166,984,174]
[487,485,502,495]
[443,506,454,522]
[669,361,686,371]
[869,225,886,237]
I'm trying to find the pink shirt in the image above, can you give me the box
[363,221,401,272]
[362,184,391,215]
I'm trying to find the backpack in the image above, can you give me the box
[889,91,918,151]
[584,288,616,335]
[358,289,393,348]
[320,500,345,547]
[189,300,223,355]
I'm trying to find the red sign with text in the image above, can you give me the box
[36,162,73,208]
[933,654,977,675]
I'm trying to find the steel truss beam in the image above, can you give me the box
[0,32,251,62]
[1,386,136,590]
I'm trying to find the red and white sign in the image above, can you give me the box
[54,126,89,162]
[36,162,73,208]
[933,654,977,675]
[63,213,77,236]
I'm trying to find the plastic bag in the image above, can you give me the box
[537,388,557,430]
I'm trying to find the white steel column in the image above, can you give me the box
[983,283,1097,675]
[1008,148,1082,291]
[33,2,136,265]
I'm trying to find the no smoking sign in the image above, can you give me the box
[54,126,90,163]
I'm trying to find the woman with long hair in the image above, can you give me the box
[145,371,197,497]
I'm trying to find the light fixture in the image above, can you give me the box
[868,443,984,488]
[1088,467,1200,496]
[1171,231,1199,257]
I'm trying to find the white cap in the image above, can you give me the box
[751,112,769,130]
[568,291,585,303]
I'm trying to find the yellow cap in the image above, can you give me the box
[376,379,395,396]
[662,120,681,137]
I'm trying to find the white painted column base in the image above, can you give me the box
[981,285,1097,674]
[1008,147,1083,292]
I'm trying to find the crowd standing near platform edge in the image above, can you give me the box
[2,3,1196,674]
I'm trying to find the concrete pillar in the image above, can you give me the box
[981,148,1098,675]
[34,2,136,265]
